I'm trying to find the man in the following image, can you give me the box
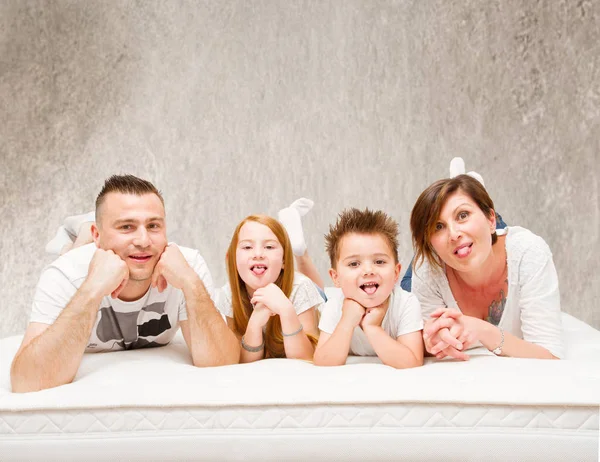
[11,175,239,393]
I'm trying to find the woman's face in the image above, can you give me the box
[235,221,285,295]
[429,190,496,273]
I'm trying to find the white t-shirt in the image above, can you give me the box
[318,286,423,356]
[30,243,218,353]
[411,226,564,359]
[216,272,325,319]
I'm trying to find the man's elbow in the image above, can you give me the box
[191,345,240,367]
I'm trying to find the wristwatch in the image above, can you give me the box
[490,327,504,355]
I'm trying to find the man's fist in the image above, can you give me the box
[87,249,129,299]
[151,244,197,292]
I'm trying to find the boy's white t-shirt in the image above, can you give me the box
[216,271,325,318]
[30,243,219,353]
[318,286,423,356]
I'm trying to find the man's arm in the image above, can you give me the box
[153,244,239,366]
[10,286,103,393]
[179,278,240,366]
[11,249,128,393]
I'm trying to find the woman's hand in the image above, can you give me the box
[423,308,478,360]
[250,283,294,317]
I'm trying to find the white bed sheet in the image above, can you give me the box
[0,312,598,461]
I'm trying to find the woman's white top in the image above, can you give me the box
[412,226,564,358]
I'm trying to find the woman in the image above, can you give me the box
[410,174,563,360]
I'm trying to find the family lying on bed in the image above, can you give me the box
[10,159,564,393]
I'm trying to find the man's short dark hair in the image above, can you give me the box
[95,174,164,219]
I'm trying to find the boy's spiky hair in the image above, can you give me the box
[325,208,399,268]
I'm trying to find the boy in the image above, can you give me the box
[313,208,424,368]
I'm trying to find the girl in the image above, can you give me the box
[218,214,323,362]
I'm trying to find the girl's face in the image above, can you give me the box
[429,190,496,273]
[235,221,285,296]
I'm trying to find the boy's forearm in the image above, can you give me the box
[183,279,240,366]
[11,285,101,393]
[313,324,354,366]
[363,326,423,369]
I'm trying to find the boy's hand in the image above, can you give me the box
[250,283,294,317]
[340,298,365,328]
[360,305,386,329]
[85,249,129,299]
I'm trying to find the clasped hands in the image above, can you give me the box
[423,308,479,361]
[248,283,295,328]
[340,298,386,331]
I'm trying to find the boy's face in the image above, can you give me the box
[329,232,401,309]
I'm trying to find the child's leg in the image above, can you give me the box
[278,198,325,291]
[295,252,325,290]
[45,226,74,255]
[45,211,95,255]
[64,212,95,237]
[71,220,94,250]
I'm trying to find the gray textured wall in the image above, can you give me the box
[1,0,599,338]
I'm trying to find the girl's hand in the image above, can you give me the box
[248,302,276,329]
[250,283,294,317]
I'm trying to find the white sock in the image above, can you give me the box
[63,211,96,236]
[278,198,313,256]
[45,226,74,255]
[449,157,485,187]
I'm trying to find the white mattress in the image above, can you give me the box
[1,312,599,461]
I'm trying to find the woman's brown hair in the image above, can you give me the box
[410,174,497,270]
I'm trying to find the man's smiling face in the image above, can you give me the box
[93,192,167,284]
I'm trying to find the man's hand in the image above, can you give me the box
[360,305,387,329]
[250,283,294,317]
[248,302,276,329]
[151,244,197,292]
[86,249,129,299]
[340,298,365,328]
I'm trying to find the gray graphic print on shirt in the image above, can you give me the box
[96,302,171,350]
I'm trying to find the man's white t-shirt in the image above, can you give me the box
[318,286,423,356]
[215,271,325,319]
[30,243,218,353]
